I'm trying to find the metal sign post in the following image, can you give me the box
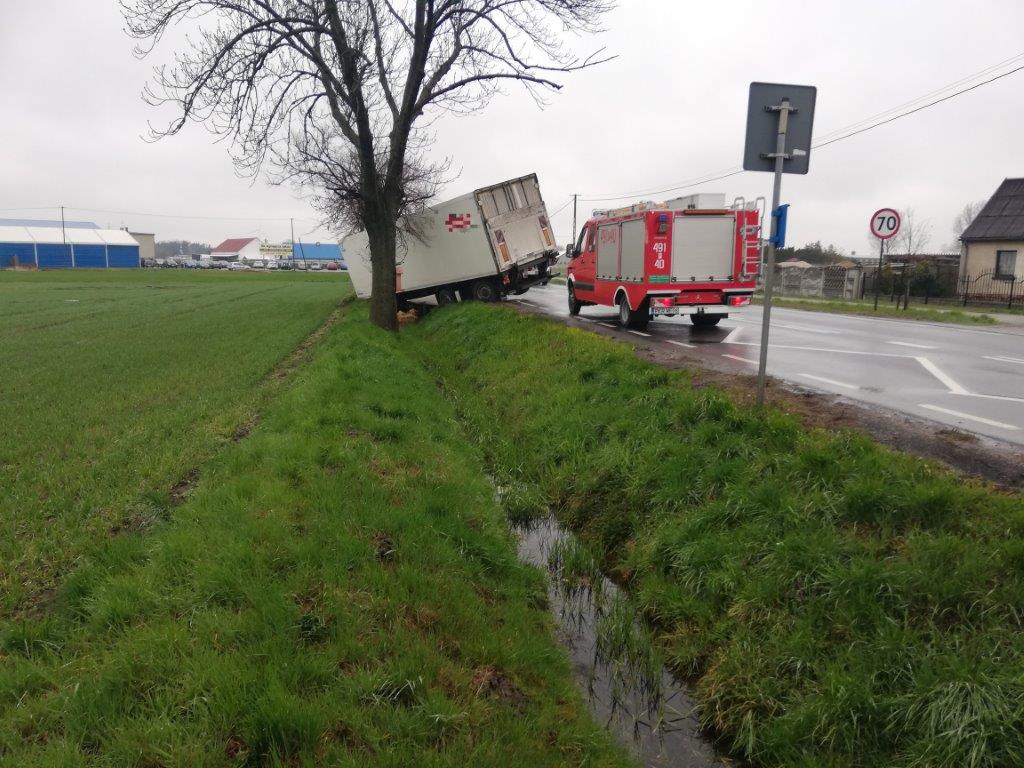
[743,83,817,407]
[869,208,901,310]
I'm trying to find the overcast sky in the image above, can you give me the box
[2,1,1023,252]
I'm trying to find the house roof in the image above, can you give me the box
[212,237,258,253]
[777,259,814,268]
[0,225,138,246]
[0,218,99,229]
[961,178,1024,242]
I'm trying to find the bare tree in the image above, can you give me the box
[952,200,985,241]
[122,0,614,330]
[890,207,932,257]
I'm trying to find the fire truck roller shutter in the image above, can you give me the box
[620,219,645,282]
[671,215,736,282]
[596,223,620,280]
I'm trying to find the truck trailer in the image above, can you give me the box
[343,174,559,305]
[566,196,761,329]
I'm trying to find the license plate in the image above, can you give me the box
[523,267,539,277]
[651,307,678,316]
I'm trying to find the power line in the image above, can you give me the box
[812,62,1024,149]
[63,206,323,224]
[573,53,1024,204]
[548,197,575,216]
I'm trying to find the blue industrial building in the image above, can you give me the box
[291,242,345,266]
[0,219,141,269]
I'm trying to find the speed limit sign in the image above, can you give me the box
[870,208,901,240]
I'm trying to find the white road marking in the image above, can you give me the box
[599,323,618,329]
[915,357,970,395]
[723,326,742,343]
[985,355,1024,365]
[799,373,858,390]
[888,341,936,349]
[953,392,1024,404]
[773,322,841,334]
[722,354,758,365]
[665,340,696,349]
[628,330,651,337]
[731,342,909,358]
[918,404,1020,431]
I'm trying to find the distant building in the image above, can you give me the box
[0,219,140,269]
[291,242,344,265]
[777,258,814,269]
[129,231,156,264]
[259,241,293,261]
[960,178,1024,281]
[211,237,261,262]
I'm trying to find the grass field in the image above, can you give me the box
[756,295,997,324]
[414,303,1024,768]
[0,274,629,766]
[0,270,347,615]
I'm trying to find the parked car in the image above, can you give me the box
[228,262,251,271]
[310,262,322,271]
[326,261,339,271]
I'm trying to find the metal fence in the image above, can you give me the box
[861,264,1023,311]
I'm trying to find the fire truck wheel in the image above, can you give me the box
[568,284,581,316]
[436,287,458,306]
[471,279,499,302]
[617,295,649,329]
[690,314,722,327]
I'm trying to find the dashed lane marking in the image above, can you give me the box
[628,330,652,337]
[722,354,758,365]
[665,340,696,349]
[799,373,858,390]
[918,404,1020,431]
[599,323,618,329]
[985,355,1024,365]
[888,341,936,349]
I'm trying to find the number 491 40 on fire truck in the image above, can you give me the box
[565,194,761,329]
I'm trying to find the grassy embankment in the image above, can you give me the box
[0,270,346,615]
[414,303,1024,768]
[0,283,628,765]
[757,295,997,325]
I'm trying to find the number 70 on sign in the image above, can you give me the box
[870,208,901,240]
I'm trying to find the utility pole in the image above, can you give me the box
[571,194,578,247]
[61,205,73,268]
[874,238,884,310]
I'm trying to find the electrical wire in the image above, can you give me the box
[574,52,1024,204]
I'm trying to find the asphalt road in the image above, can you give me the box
[517,283,1024,448]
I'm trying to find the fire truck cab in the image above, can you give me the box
[566,195,761,329]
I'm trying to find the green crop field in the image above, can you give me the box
[0,273,628,766]
[0,270,347,615]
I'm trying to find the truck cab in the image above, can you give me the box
[566,197,760,329]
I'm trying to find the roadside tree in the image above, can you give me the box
[122,0,613,330]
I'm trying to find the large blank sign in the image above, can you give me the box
[743,82,817,175]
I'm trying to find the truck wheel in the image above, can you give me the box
[568,284,581,316]
[471,279,499,302]
[436,287,457,306]
[617,296,650,329]
[691,314,722,327]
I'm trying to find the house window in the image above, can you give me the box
[995,250,1017,280]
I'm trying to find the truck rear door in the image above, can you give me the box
[670,214,738,282]
[475,176,556,270]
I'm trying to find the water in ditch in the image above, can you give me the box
[514,516,733,767]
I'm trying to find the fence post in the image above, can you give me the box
[1010,278,1017,311]
[962,276,969,307]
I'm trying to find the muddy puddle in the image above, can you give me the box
[514,516,732,767]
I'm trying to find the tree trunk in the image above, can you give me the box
[365,207,399,331]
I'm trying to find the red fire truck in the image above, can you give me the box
[566,197,761,329]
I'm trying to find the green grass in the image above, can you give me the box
[412,303,1024,768]
[0,300,630,766]
[758,295,997,324]
[0,270,347,615]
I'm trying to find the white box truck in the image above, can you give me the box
[343,174,559,305]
